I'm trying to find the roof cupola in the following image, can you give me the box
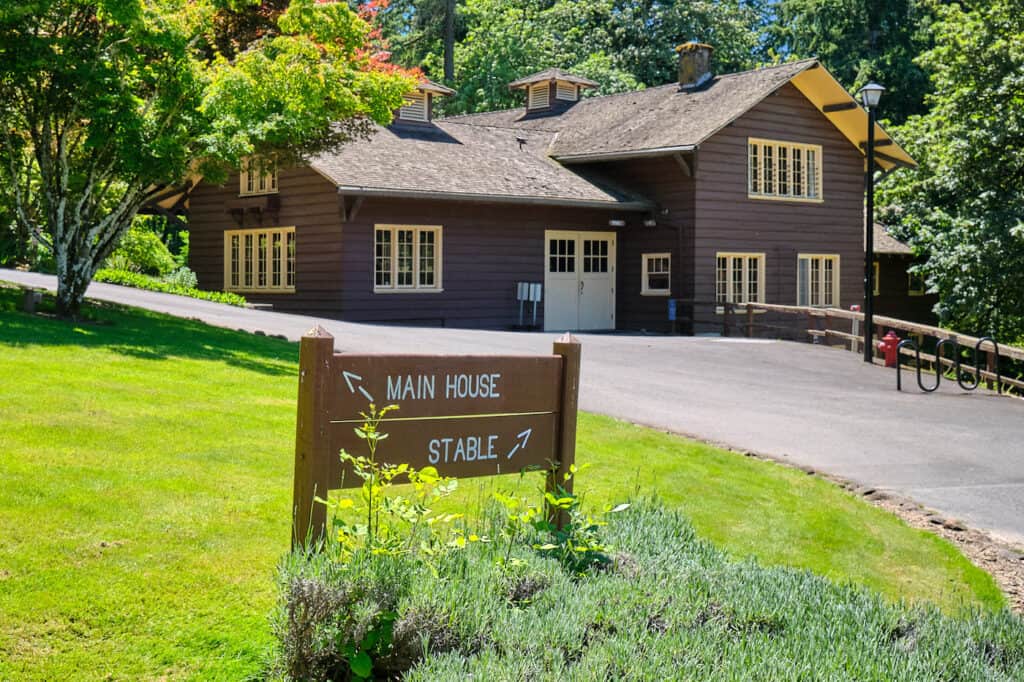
[397,78,455,124]
[508,68,598,113]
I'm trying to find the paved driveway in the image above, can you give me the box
[4,269,1023,546]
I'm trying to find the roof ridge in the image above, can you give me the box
[444,58,819,126]
[715,57,819,80]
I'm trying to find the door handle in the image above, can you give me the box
[579,280,584,294]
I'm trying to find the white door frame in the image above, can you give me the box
[543,230,616,331]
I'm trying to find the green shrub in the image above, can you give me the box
[274,501,1024,681]
[94,268,247,306]
[105,222,177,276]
[173,229,190,268]
[162,266,198,289]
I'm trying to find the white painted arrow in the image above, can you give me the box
[342,370,374,402]
[506,428,532,459]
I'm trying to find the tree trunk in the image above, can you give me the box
[54,239,97,319]
[55,264,91,320]
[443,0,456,82]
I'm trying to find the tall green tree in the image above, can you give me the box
[0,0,413,317]
[878,0,1024,340]
[768,0,935,124]
[448,0,761,114]
[372,0,463,82]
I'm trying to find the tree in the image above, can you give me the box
[767,0,935,125]
[446,0,761,114]
[878,0,1024,340]
[372,0,464,82]
[0,0,414,317]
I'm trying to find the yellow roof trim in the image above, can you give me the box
[790,65,917,172]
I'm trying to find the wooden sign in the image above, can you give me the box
[292,326,581,546]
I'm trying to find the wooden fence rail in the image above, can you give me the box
[666,298,1024,396]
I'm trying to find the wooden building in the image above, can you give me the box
[872,224,938,325]
[187,45,918,331]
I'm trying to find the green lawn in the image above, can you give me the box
[0,284,1007,679]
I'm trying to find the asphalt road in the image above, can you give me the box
[4,269,1023,546]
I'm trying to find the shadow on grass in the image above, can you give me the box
[0,285,296,377]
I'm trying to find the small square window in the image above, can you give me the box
[908,271,926,296]
[239,157,278,197]
[642,253,671,295]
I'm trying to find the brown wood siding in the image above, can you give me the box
[189,168,644,328]
[694,82,866,331]
[875,254,939,325]
[338,198,635,328]
[586,157,696,332]
[189,166,346,316]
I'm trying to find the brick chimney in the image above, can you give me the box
[676,41,713,89]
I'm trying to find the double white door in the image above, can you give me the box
[543,231,616,331]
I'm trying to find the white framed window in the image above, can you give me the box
[374,225,442,292]
[555,81,578,102]
[716,253,765,308]
[528,83,550,110]
[224,227,295,293]
[908,271,925,296]
[239,157,278,196]
[399,91,428,122]
[798,254,839,307]
[641,253,671,295]
[748,138,822,201]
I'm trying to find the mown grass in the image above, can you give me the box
[0,283,1009,679]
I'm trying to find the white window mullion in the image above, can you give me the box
[390,228,398,288]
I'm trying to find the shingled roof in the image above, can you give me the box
[508,68,599,89]
[873,224,913,255]
[304,58,913,209]
[310,121,651,210]
[449,59,819,161]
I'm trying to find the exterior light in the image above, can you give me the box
[858,82,885,110]
[861,81,884,362]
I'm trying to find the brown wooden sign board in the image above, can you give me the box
[292,327,581,546]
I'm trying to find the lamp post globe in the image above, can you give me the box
[859,82,884,362]
[858,82,886,110]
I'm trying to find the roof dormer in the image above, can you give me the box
[508,68,598,113]
[397,78,455,124]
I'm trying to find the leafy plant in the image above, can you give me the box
[93,268,247,306]
[318,404,464,561]
[104,222,177,276]
[494,464,629,576]
[161,266,199,289]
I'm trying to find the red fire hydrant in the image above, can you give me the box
[878,330,901,367]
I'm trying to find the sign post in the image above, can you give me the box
[292,327,581,547]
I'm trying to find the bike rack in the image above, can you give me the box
[896,336,1002,394]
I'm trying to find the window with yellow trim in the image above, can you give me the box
[716,253,765,306]
[239,157,278,196]
[908,271,926,296]
[641,253,671,295]
[224,227,295,293]
[374,225,442,292]
[873,261,880,296]
[748,138,821,201]
[798,254,839,307]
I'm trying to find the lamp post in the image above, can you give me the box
[859,81,885,363]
